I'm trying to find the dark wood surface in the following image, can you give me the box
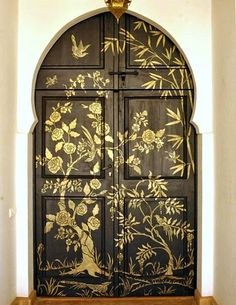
[34,12,196,298]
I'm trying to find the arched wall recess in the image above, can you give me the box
[15,3,214,299]
[33,11,197,297]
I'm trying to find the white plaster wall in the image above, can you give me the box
[213,1,236,305]
[16,0,214,298]
[0,0,18,304]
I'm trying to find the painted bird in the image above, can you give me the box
[71,34,91,59]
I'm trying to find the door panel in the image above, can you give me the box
[34,90,115,297]
[42,15,105,68]
[115,89,195,296]
[34,12,196,298]
[122,95,187,178]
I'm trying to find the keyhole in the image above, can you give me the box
[121,74,126,87]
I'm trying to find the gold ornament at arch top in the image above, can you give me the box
[105,0,133,22]
[36,17,195,297]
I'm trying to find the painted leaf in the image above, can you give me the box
[45,148,52,160]
[156,129,165,138]
[107,149,113,161]
[84,183,90,195]
[44,222,54,234]
[92,161,100,174]
[69,119,77,129]
[62,122,69,133]
[117,131,124,142]
[87,114,95,119]
[55,142,64,152]
[105,135,114,143]
[74,244,79,252]
[133,165,142,175]
[82,222,89,232]
[70,131,80,138]
[127,155,135,164]
[45,120,53,126]
[84,198,96,205]
[92,204,99,216]
[94,134,101,144]
[46,214,56,221]
[68,200,75,211]
[58,201,66,211]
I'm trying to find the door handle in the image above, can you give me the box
[108,70,139,76]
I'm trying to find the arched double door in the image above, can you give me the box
[34,12,196,298]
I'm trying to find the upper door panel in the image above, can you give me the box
[36,13,114,90]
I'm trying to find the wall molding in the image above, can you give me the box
[11,291,36,305]
[195,290,219,305]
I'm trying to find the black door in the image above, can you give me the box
[34,12,196,298]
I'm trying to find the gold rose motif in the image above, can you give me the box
[51,128,64,141]
[76,203,88,216]
[90,179,102,190]
[47,156,63,174]
[142,129,156,144]
[63,143,76,155]
[89,102,102,115]
[55,211,70,226]
[88,216,100,231]
[96,123,110,136]
[50,111,61,123]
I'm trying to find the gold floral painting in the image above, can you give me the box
[34,13,196,297]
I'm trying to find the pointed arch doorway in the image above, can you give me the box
[34,11,196,298]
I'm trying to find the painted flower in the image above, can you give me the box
[55,211,70,226]
[50,111,61,123]
[76,74,85,83]
[89,102,102,114]
[97,90,106,97]
[155,138,164,151]
[63,142,76,155]
[91,121,98,128]
[133,158,141,166]
[76,203,88,216]
[187,233,194,242]
[142,129,156,144]
[96,123,110,136]
[60,107,67,113]
[66,239,72,246]
[132,123,140,132]
[88,216,100,231]
[77,141,87,152]
[57,227,65,239]
[51,128,64,141]
[90,179,101,190]
[93,71,101,80]
[47,156,63,174]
